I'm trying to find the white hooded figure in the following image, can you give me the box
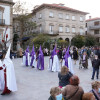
[0,60,4,90]
[2,44,17,92]
[62,47,74,74]
[48,46,60,72]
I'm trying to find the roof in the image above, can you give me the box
[0,0,14,5]
[86,17,100,22]
[32,3,88,14]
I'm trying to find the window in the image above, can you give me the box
[59,13,63,19]
[66,26,70,32]
[0,11,2,24]
[0,34,2,42]
[40,26,42,33]
[49,12,53,17]
[0,11,2,19]
[72,27,75,33]
[66,15,69,20]
[72,16,75,20]
[94,30,99,34]
[86,23,87,27]
[80,28,84,35]
[49,25,53,34]
[39,13,42,18]
[59,26,63,32]
[80,16,83,21]
[94,21,99,26]
[85,31,87,35]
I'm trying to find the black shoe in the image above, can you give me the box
[32,66,35,68]
[1,93,5,95]
[91,78,94,80]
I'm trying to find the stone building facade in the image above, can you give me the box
[86,17,100,42]
[0,0,14,47]
[31,3,88,42]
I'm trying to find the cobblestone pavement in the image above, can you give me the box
[0,56,100,100]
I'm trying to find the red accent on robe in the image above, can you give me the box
[1,65,11,94]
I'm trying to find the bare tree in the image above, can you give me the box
[13,0,28,15]
[13,0,36,48]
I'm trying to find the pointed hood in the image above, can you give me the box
[39,45,43,55]
[5,43,11,59]
[51,46,57,56]
[26,46,29,52]
[30,44,35,56]
[64,47,70,58]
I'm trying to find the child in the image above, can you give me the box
[48,87,64,100]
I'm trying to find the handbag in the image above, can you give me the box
[63,87,79,100]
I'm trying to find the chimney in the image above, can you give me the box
[58,3,65,6]
[89,16,91,19]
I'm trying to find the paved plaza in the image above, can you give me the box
[0,56,100,100]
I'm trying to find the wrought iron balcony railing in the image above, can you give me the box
[89,25,100,30]
[0,19,5,25]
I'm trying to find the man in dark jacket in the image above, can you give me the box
[91,55,100,80]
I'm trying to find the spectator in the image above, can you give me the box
[82,92,95,100]
[62,75,84,100]
[58,48,62,60]
[58,66,73,88]
[73,48,78,64]
[48,87,64,100]
[81,52,88,69]
[19,48,23,58]
[90,81,100,100]
[91,55,100,80]
[90,52,95,63]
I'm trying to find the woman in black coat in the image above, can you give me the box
[58,66,73,88]
[73,48,78,64]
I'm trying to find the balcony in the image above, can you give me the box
[89,25,100,30]
[0,19,5,25]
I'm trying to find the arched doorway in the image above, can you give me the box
[65,38,69,42]
[58,37,63,40]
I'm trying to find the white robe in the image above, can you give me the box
[48,58,53,71]
[51,55,60,72]
[22,55,26,65]
[0,60,4,90]
[62,57,74,74]
[30,55,36,67]
[22,53,30,66]
[3,58,17,92]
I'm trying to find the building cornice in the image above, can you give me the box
[32,3,89,15]
[0,0,14,5]
[0,6,4,12]
[86,17,100,22]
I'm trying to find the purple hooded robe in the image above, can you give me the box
[63,47,70,68]
[25,46,30,66]
[30,45,36,66]
[37,46,44,70]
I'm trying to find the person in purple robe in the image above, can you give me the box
[62,47,74,74]
[37,46,44,70]
[63,47,70,67]
[48,46,60,72]
[23,46,30,66]
[30,45,36,68]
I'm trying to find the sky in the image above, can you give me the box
[13,0,100,19]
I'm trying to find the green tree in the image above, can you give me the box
[13,34,19,50]
[32,34,51,49]
[71,35,85,48]
[85,35,96,46]
[57,40,68,48]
